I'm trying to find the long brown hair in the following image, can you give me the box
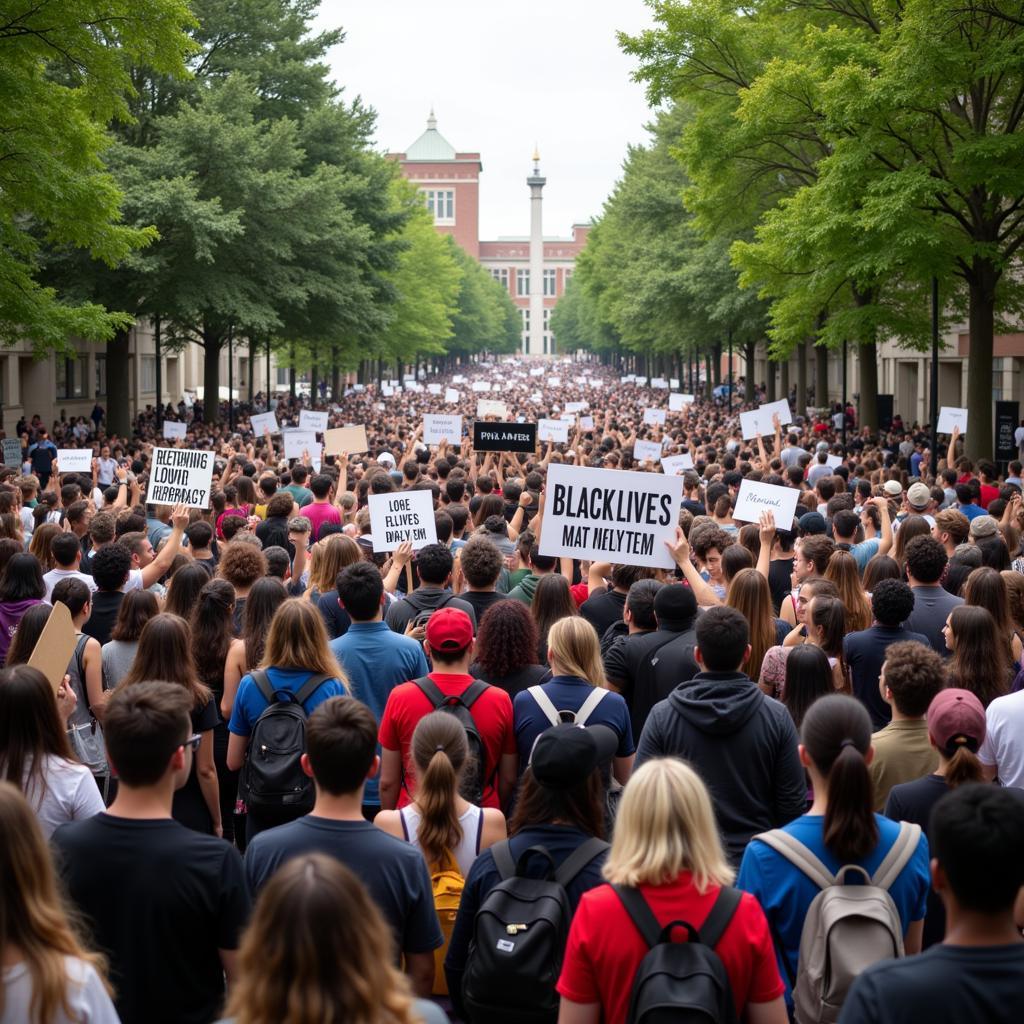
[118,613,211,710]
[508,765,605,840]
[28,522,61,572]
[5,603,52,667]
[306,533,361,596]
[164,561,213,620]
[948,605,1010,707]
[0,782,111,1024]
[825,549,872,632]
[190,579,236,696]
[109,588,159,643]
[223,853,418,1024]
[242,577,288,671]
[964,566,1014,639]
[531,573,577,657]
[726,569,776,680]
[261,599,345,682]
[410,712,469,868]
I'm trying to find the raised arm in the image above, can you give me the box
[664,527,722,607]
[756,510,776,581]
[871,496,894,557]
[139,504,188,588]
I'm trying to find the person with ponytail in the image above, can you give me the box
[884,688,988,948]
[737,695,930,1005]
[375,711,506,876]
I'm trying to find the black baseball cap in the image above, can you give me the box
[529,723,618,790]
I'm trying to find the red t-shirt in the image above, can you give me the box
[302,501,342,541]
[979,483,999,509]
[557,874,784,1024]
[378,672,515,809]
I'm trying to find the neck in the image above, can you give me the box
[311,789,366,821]
[106,780,175,820]
[943,905,1024,947]
[352,613,383,624]
[889,707,922,723]
[467,585,495,593]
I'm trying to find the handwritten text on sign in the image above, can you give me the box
[149,448,214,508]
[733,479,801,527]
[367,490,437,553]
[540,464,684,570]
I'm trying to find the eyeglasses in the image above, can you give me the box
[182,733,201,752]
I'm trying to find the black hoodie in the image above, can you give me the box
[636,670,806,865]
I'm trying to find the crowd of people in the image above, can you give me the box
[1,355,1024,1024]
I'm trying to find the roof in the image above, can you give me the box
[404,111,457,161]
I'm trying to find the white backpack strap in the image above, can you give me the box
[755,829,837,890]
[871,822,922,890]
[528,685,561,728]
[574,686,608,726]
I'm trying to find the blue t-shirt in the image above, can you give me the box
[227,666,346,737]
[511,674,635,769]
[736,814,930,1002]
[329,621,428,805]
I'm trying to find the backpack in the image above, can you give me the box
[526,684,607,728]
[412,676,491,805]
[613,884,741,1024]
[239,670,332,810]
[406,590,457,631]
[429,850,465,997]
[462,837,609,1024]
[755,821,922,1024]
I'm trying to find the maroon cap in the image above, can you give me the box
[425,607,473,654]
[927,688,986,757]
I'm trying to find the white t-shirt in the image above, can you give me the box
[979,690,1024,789]
[43,567,97,602]
[1,957,118,1024]
[22,754,104,839]
[96,456,118,486]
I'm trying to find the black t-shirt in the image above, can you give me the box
[460,589,508,625]
[51,815,250,1024]
[681,499,706,517]
[840,944,1024,1024]
[172,698,221,834]
[471,660,550,698]
[82,590,124,646]
[315,588,351,640]
[768,557,795,614]
[579,589,627,639]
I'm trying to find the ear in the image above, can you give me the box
[367,753,381,781]
[300,753,314,779]
[798,743,812,769]
[169,745,186,774]
[694,646,704,667]
[930,857,946,895]
[739,643,751,666]
[864,743,875,767]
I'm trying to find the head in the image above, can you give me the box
[691,527,730,580]
[0,552,45,602]
[880,640,946,718]
[109,588,159,643]
[694,605,750,673]
[414,543,453,586]
[184,520,214,552]
[545,616,606,687]
[304,697,378,797]
[944,604,1009,707]
[862,554,901,592]
[424,607,474,669]
[459,535,504,590]
[624,578,662,632]
[806,595,846,658]
[262,599,344,680]
[904,534,947,585]
[241,576,289,669]
[933,508,969,551]
[29,523,63,570]
[474,599,539,679]
[531,573,578,646]
[869,578,915,628]
[189,579,237,690]
[793,534,835,583]
[119,613,207,706]
[50,576,91,622]
[336,561,384,622]
[782,644,833,730]
[963,566,1013,635]
[164,561,213,620]
[218,541,267,592]
[927,689,987,788]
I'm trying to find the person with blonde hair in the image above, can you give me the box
[557,759,787,1024]
[221,853,447,1024]
[824,548,873,633]
[303,532,362,640]
[0,781,118,1024]
[513,616,634,786]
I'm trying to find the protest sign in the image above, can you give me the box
[651,377,669,389]
[406,381,423,393]
[633,440,662,463]
[669,393,695,412]
[538,418,570,443]
[938,406,969,435]
[250,411,279,435]
[473,421,538,453]
[427,383,442,395]
[283,429,319,460]
[162,420,186,441]
[733,479,801,527]
[444,387,460,404]
[351,384,365,392]
[476,399,508,419]
[541,464,683,570]
[670,378,680,389]
[57,449,92,473]
[452,374,466,384]
[324,425,368,454]
[739,398,794,439]
[28,602,77,694]
[530,367,545,377]
[565,401,588,413]
[472,380,492,393]
[580,416,595,431]
[643,408,667,427]
[634,376,648,386]
[2,438,21,468]
[382,385,395,397]
[661,453,695,475]
[299,410,328,433]
[368,490,438,553]
[148,447,214,508]
[547,376,561,387]
[423,414,463,446]
[826,454,843,469]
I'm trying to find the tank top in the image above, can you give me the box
[65,634,92,730]
[399,802,484,877]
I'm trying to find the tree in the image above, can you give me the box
[447,242,521,357]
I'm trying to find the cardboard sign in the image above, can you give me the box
[427,383,442,395]
[423,414,463,446]
[643,408,667,427]
[250,411,279,435]
[538,418,570,443]
[444,388,460,404]
[633,440,662,463]
[368,490,438,553]
[57,449,91,473]
[661,453,695,475]
[565,401,588,413]
[733,479,801,527]
[540,464,684,570]
[149,447,214,508]
[740,398,794,439]
[162,420,186,440]
[2,438,21,468]
[472,381,492,393]
[938,406,968,435]
[669,393,695,412]
[28,602,77,694]
[324,425,368,455]
[476,399,508,419]
[299,410,329,433]
[283,429,319,460]
[473,421,538,453]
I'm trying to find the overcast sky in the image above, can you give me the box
[314,1,657,240]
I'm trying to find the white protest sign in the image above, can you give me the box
[938,406,968,435]
[651,377,669,389]
[643,408,667,427]
[406,381,423,393]
[472,381,492,393]
[661,453,695,475]
[149,447,215,508]
[382,385,395,397]
[538,418,570,443]
[634,376,648,386]
[427,383,442,395]
[368,490,438,553]
[733,479,801,527]
[162,420,186,441]
[633,440,662,463]
[452,374,466,384]
[57,449,92,473]
[2,438,21,468]
[423,414,463,445]
[621,375,635,384]
[283,429,319,460]
[444,387,460,404]
[547,376,562,387]
[530,367,545,377]
[352,384,365,392]
[669,393,695,412]
[580,416,595,431]
[565,401,588,413]
[739,398,794,439]
[530,391,543,403]
[299,410,329,433]
[670,378,680,389]
[826,454,843,469]
[477,399,508,419]
[250,411,279,435]
[541,464,683,570]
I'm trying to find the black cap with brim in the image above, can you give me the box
[529,723,618,791]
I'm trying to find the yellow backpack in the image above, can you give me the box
[430,849,465,996]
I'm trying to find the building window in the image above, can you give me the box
[993,357,1005,401]
[543,269,557,296]
[543,308,550,329]
[276,367,291,387]
[564,268,573,283]
[490,268,509,291]
[521,308,530,332]
[95,355,106,397]
[422,189,454,224]
[56,357,86,399]
[141,355,156,393]
[516,269,530,297]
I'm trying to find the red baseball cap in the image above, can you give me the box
[425,607,473,654]
[927,688,986,758]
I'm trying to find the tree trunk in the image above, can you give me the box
[106,328,132,437]
[858,341,878,431]
[796,341,808,414]
[310,364,318,404]
[766,347,777,402]
[248,338,255,400]
[202,324,222,424]
[712,342,722,385]
[815,344,829,409]
[331,345,340,400]
[780,358,790,405]
[704,352,713,399]
[966,257,999,460]
[289,346,296,400]
[744,342,756,403]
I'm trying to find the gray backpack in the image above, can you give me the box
[755,821,921,1024]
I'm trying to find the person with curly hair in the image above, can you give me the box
[905,534,964,654]
[470,599,549,697]
[456,534,508,624]
[218,540,268,636]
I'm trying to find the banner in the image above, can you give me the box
[423,414,463,446]
[444,387,460,404]
[669,393,695,412]
[299,410,329,433]
[633,440,662,463]
[473,421,538,453]
[148,447,214,508]
[250,411,279,435]
[368,490,438,553]
[540,464,683,570]
[733,479,800,527]
[643,408,667,427]
[57,449,92,473]
[996,400,1019,469]
[2,438,22,468]
[538,418,570,443]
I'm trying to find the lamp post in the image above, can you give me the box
[728,329,733,412]
[154,315,162,433]
[931,276,939,475]
[841,337,848,449]
[227,322,234,432]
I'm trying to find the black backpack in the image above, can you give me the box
[240,670,331,810]
[412,675,490,805]
[613,884,741,1024]
[462,838,609,1024]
